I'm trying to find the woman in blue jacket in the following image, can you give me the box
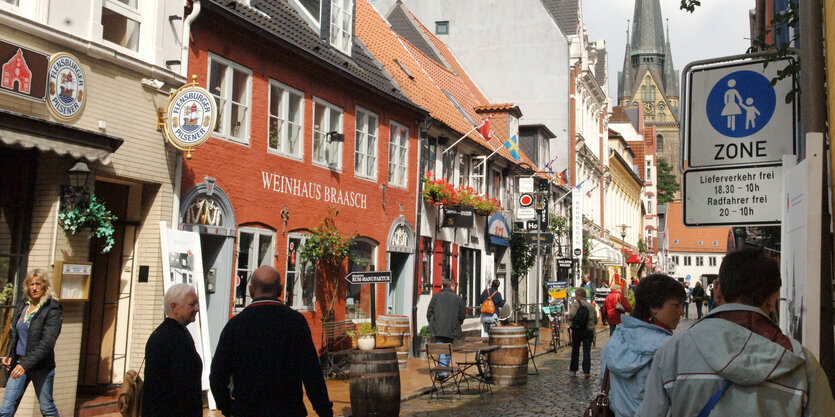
[478,280,505,336]
[599,274,685,417]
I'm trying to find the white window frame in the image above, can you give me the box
[286,233,317,311]
[329,0,353,55]
[101,0,142,53]
[709,256,717,267]
[388,121,409,188]
[470,156,486,194]
[209,54,252,145]
[696,256,704,266]
[234,227,276,312]
[684,256,691,266]
[312,98,343,170]
[291,0,322,28]
[268,80,304,160]
[354,106,378,180]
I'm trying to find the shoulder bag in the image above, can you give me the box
[583,367,615,417]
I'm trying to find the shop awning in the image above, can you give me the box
[0,109,122,164]
[624,249,642,264]
[487,213,510,246]
[588,238,623,265]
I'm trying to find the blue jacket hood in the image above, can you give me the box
[601,315,672,379]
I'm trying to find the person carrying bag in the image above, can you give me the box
[479,280,505,336]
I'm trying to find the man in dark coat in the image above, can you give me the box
[210,266,333,417]
[426,279,466,371]
[142,283,203,417]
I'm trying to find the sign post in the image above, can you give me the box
[345,271,392,328]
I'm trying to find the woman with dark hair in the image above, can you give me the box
[599,274,685,417]
[478,280,505,336]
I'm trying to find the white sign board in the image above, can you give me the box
[683,164,782,226]
[516,193,535,220]
[685,58,796,168]
[519,177,534,193]
[572,187,583,272]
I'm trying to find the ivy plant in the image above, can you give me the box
[58,194,117,253]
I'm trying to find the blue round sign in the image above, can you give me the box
[705,70,776,138]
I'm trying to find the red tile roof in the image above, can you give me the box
[356,0,537,169]
[630,140,646,181]
[666,201,729,253]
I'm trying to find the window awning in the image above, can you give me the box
[588,238,623,266]
[0,109,122,164]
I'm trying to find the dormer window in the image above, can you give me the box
[297,0,321,25]
[330,0,353,54]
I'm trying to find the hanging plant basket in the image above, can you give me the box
[58,194,117,253]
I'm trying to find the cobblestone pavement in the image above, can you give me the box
[399,318,698,416]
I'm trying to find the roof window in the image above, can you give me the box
[435,21,449,35]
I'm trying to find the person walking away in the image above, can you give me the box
[0,269,62,417]
[427,279,466,373]
[599,274,686,417]
[210,266,333,417]
[691,281,705,318]
[582,275,596,302]
[479,279,505,337]
[682,281,691,318]
[566,288,597,378]
[603,285,631,335]
[142,283,203,417]
[637,249,835,416]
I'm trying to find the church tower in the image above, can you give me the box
[618,0,681,185]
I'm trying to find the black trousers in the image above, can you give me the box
[569,328,592,374]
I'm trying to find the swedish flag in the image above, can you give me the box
[503,134,520,161]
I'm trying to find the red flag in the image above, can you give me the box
[478,117,491,140]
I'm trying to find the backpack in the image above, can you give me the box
[481,289,497,314]
[572,303,589,331]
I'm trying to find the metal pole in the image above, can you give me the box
[536,207,542,330]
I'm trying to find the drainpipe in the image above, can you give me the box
[412,116,432,356]
[181,0,201,78]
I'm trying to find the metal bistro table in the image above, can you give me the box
[454,342,499,396]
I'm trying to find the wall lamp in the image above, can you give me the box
[61,161,92,209]
[325,131,345,142]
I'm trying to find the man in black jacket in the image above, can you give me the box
[142,283,203,417]
[210,266,333,417]
[426,279,466,371]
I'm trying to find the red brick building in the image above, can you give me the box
[180,0,426,351]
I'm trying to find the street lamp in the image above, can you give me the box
[617,224,630,285]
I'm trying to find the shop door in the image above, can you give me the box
[386,252,411,316]
[80,181,130,386]
[457,248,481,316]
[200,234,234,353]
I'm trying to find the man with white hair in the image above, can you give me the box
[142,283,202,417]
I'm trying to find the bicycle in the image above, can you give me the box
[541,302,564,353]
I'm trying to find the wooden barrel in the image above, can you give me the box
[375,315,411,368]
[349,348,401,417]
[488,326,528,386]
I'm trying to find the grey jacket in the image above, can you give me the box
[426,288,466,339]
[637,303,835,417]
[566,298,597,332]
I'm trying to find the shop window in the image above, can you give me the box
[0,149,35,308]
[354,107,378,179]
[696,257,704,266]
[435,21,449,35]
[313,98,343,169]
[235,228,275,311]
[441,242,452,281]
[683,256,691,266]
[209,55,251,144]
[458,248,481,317]
[346,239,375,319]
[330,0,353,54]
[388,121,409,187]
[268,81,304,158]
[286,234,316,310]
[709,256,717,267]
[101,0,140,51]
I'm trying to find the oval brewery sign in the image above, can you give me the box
[164,84,216,151]
[46,52,86,121]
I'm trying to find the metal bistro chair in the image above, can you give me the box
[426,343,461,399]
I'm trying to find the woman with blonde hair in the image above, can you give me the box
[0,269,63,416]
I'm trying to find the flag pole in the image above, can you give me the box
[473,130,507,170]
[441,116,490,155]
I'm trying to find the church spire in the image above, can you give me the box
[630,0,665,59]
[663,18,679,98]
[618,19,633,102]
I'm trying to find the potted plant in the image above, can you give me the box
[58,194,117,253]
[417,325,433,358]
[347,322,377,351]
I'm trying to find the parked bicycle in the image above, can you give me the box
[541,299,566,353]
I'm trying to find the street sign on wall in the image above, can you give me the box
[685,58,796,168]
[683,163,782,226]
[519,177,534,193]
[516,193,535,220]
[345,271,392,284]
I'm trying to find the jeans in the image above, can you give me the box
[683,302,689,318]
[696,300,704,318]
[480,313,498,337]
[570,328,592,374]
[434,336,454,375]
[0,368,59,416]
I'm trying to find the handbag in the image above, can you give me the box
[615,294,626,313]
[583,367,615,417]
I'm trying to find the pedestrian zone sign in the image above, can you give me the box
[685,58,796,168]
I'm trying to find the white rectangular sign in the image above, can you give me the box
[685,58,796,168]
[572,187,583,269]
[683,164,782,226]
[519,177,534,193]
[516,207,535,220]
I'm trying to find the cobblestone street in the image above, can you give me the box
[400,318,697,416]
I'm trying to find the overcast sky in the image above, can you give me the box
[583,0,754,99]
